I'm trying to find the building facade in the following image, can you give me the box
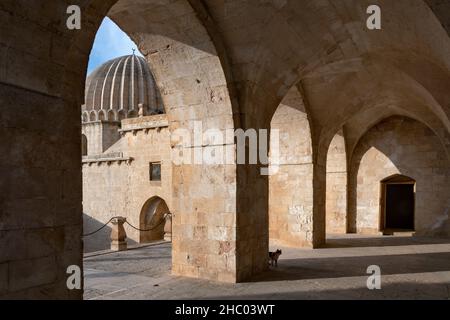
[81,55,172,252]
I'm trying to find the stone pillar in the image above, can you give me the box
[312,154,328,248]
[111,217,127,251]
[164,213,172,242]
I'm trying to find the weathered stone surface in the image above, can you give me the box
[82,116,173,252]
[0,263,8,295]
[349,117,450,236]
[326,132,347,234]
[8,256,57,292]
[1,0,450,299]
[269,86,314,248]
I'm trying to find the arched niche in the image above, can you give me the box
[139,196,171,243]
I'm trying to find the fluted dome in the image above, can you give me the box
[82,54,164,123]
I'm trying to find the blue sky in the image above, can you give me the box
[87,17,143,75]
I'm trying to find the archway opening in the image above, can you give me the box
[349,116,449,237]
[79,0,240,289]
[139,196,171,243]
[325,130,347,235]
[82,17,157,254]
[269,85,314,248]
[381,175,416,233]
[81,16,175,295]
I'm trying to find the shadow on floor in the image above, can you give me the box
[86,255,171,263]
[206,282,450,300]
[323,235,450,249]
[83,213,138,253]
[250,251,450,282]
[83,214,112,253]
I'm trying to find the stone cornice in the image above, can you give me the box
[82,152,133,166]
[119,114,169,135]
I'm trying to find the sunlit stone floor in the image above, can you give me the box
[83,235,450,300]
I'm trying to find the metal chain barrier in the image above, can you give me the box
[82,213,170,237]
[82,217,119,237]
[124,214,170,232]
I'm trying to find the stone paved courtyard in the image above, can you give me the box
[84,235,450,300]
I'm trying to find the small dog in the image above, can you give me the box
[268,249,282,267]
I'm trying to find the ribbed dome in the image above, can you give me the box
[82,54,164,123]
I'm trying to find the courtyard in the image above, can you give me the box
[84,235,450,300]
[2,1,450,300]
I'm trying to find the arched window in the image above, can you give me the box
[81,134,88,156]
[269,85,314,248]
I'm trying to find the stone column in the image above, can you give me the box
[111,217,127,251]
[164,213,172,242]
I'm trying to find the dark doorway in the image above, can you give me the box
[380,175,415,233]
[385,184,415,230]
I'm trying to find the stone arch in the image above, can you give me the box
[118,109,126,121]
[98,110,106,121]
[255,5,450,247]
[269,85,314,248]
[107,109,117,122]
[302,54,450,242]
[307,54,450,159]
[217,0,450,133]
[325,129,347,235]
[89,110,98,122]
[82,111,89,123]
[139,196,171,243]
[3,0,450,299]
[343,103,450,162]
[349,116,450,236]
[342,104,450,231]
[61,0,241,283]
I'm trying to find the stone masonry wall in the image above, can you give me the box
[269,87,314,248]
[349,117,450,236]
[326,132,347,234]
[108,1,241,283]
[82,115,173,253]
[2,0,450,298]
[82,121,121,156]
